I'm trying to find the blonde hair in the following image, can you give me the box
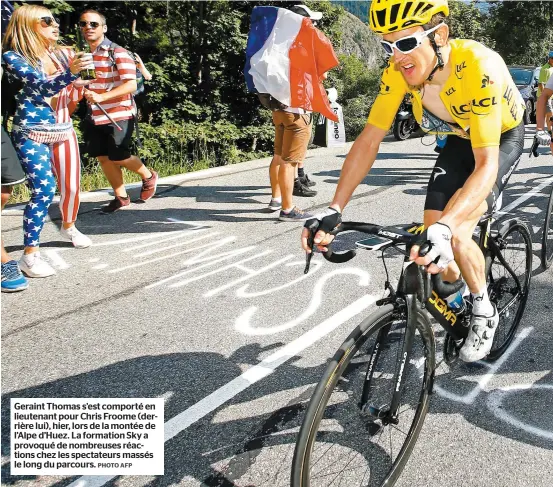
[2,4,58,68]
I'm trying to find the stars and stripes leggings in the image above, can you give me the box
[12,129,80,248]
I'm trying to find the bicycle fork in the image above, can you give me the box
[359,295,419,424]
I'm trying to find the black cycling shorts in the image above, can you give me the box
[425,122,524,213]
[1,127,26,186]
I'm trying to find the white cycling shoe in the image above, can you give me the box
[459,304,499,362]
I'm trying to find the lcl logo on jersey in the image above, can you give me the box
[455,61,467,79]
[451,97,498,118]
[445,87,456,96]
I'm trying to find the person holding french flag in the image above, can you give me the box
[245,4,339,222]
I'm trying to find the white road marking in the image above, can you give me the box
[487,383,553,440]
[434,327,533,404]
[235,268,370,335]
[66,294,377,487]
[108,234,222,274]
[498,175,553,216]
[43,249,70,270]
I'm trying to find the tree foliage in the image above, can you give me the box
[20,1,553,171]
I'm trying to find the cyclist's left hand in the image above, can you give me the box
[410,222,454,274]
[536,130,552,147]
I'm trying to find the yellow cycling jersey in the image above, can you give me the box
[367,39,526,148]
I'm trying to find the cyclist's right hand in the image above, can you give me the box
[301,207,342,253]
[536,130,552,146]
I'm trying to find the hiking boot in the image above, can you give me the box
[19,252,56,278]
[299,173,316,187]
[102,195,131,214]
[60,225,92,249]
[293,179,317,197]
[459,305,499,362]
[267,198,282,211]
[1,260,29,292]
[279,206,313,222]
[139,169,158,202]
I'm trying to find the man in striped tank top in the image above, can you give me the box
[79,9,158,213]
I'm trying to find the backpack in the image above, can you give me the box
[256,93,288,111]
[106,41,144,96]
[1,63,23,128]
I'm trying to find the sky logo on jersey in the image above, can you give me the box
[481,74,494,88]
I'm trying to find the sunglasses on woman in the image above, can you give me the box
[78,21,101,28]
[39,16,60,27]
[380,23,444,56]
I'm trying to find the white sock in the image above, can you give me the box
[272,197,282,202]
[282,207,293,214]
[471,287,494,317]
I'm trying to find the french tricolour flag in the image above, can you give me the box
[244,6,339,122]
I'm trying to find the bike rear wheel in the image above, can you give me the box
[486,221,532,361]
[540,187,553,269]
[291,304,434,487]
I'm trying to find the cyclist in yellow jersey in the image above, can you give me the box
[302,0,526,362]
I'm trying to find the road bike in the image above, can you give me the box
[291,212,532,487]
[530,136,553,269]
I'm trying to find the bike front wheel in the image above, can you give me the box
[486,221,532,361]
[291,304,434,487]
[541,188,553,269]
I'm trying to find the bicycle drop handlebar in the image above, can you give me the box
[305,221,464,298]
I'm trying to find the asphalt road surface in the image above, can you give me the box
[2,126,552,487]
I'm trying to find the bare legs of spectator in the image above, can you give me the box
[269,155,282,200]
[278,159,297,212]
[98,155,152,198]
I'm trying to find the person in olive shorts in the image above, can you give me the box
[1,127,28,292]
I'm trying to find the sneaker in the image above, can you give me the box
[293,179,317,197]
[60,226,92,249]
[459,304,499,362]
[299,173,316,187]
[139,170,158,202]
[1,260,29,292]
[101,195,130,214]
[19,252,56,278]
[279,206,313,222]
[267,198,282,211]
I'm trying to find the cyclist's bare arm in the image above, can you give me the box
[536,88,553,131]
[301,123,387,252]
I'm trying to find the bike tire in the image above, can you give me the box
[291,304,434,487]
[486,221,532,361]
[540,187,553,270]
[393,119,414,141]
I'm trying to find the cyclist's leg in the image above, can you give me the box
[458,123,524,361]
[443,189,487,294]
[424,134,474,284]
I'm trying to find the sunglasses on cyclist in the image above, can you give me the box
[78,20,102,28]
[39,16,59,27]
[380,23,444,56]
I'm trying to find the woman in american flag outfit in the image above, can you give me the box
[2,4,91,278]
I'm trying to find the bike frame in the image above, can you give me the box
[361,216,524,420]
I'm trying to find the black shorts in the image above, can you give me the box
[425,122,524,213]
[1,127,26,186]
[84,118,135,161]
